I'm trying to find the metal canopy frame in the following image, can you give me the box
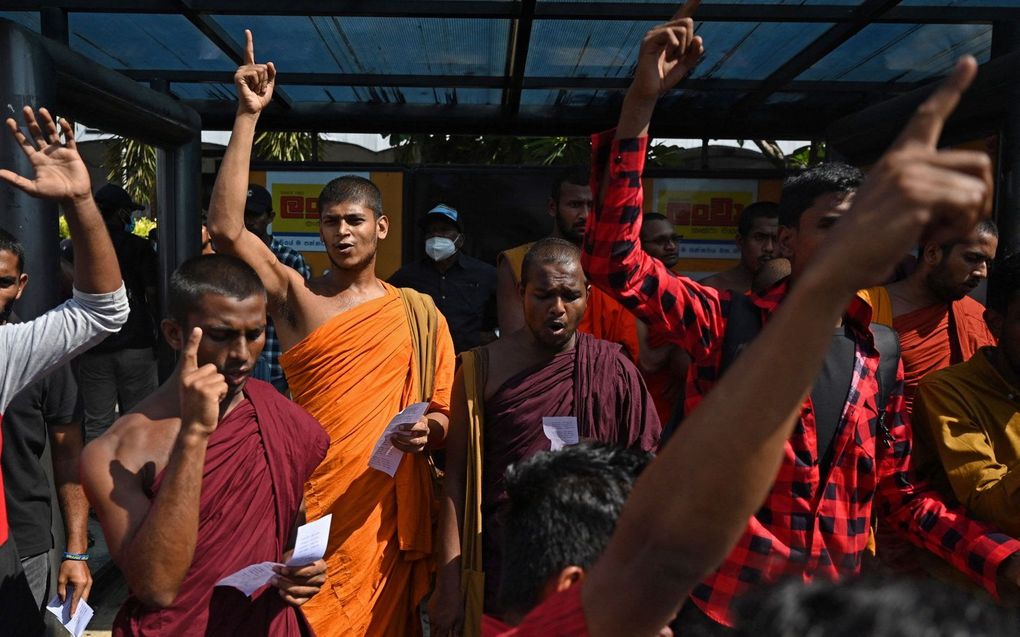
[2,1,1018,141]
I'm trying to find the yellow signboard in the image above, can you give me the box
[650,178,758,261]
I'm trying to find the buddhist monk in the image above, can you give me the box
[860,219,997,411]
[206,32,455,636]
[431,238,661,636]
[81,254,329,636]
[496,169,639,360]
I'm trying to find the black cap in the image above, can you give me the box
[245,184,273,216]
[94,183,144,213]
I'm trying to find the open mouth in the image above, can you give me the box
[334,243,354,254]
[546,320,567,335]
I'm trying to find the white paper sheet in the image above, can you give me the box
[216,515,334,597]
[542,416,579,451]
[286,514,332,567]
[45,588,94,637]
[368,402,430,477]
[215,561,278,597]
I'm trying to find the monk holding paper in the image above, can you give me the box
[207,32,455,636]
[430,238,660,635]
[82,254,329,636]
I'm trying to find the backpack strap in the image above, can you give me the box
[662,293,762,439]
[869,323,901,448]
[720,293,765,373]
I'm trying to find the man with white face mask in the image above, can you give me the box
[389,204,497,352]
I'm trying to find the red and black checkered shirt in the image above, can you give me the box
[581,129,1020,627]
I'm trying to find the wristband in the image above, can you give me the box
[62,552,89,561]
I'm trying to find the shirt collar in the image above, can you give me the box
[753,276,876,341]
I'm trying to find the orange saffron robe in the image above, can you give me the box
[280,284,455,637]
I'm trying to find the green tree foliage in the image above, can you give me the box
[105,136,157,207]
[254,131,321,162]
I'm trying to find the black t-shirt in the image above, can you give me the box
[388,253,497,352]
[1,364,77,557]
[62,226,158,352]
[810,326,856,474]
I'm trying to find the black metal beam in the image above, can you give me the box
[502,0,537,117]
[175,0,293,110]
[2,1,1017,22]
[827,50,1020,164]
[730,0,904,116]
[118,68,927,95]
[186,99,850,139]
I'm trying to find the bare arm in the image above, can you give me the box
[429,365,470,636]
[0,108,129,408]
[206,30,303,308]
[82,328,227,608]
[582,23,989,633]
[496,257,525,336]
[50,420,92,613]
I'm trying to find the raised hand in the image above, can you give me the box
[630,0,704,101]
[234,29,276,115]
[0,107,92,203]
[821,56,991,292]
[179,327,227,437]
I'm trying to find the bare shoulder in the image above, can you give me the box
[83,404,179,481]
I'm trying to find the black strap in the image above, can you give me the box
[663,296,900,444]
[870,323,901,448]
[661,294,762,440]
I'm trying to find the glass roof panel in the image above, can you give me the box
[170,83,238,101]
[541,0,862,3]
[211,16,509,76]
[900,0,1020,5]
[283,85,502,105]
[68,13,233,71]
[526,20,832,80]
[798,23,991,82]
[0,12,41,32]
[520,88,743,111]
[690,22,832,79]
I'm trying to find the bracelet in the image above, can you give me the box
[62,552,89,562]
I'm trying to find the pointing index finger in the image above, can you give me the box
[892,55,977,151]
[671,0,701,20]
[244,29,255,66]
[182,327,202,371]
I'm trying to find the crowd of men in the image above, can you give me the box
[1,2,1020,635]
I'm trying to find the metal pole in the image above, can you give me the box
[994,21,1020,258]
[155,137,202,379]
[0,21,59,320]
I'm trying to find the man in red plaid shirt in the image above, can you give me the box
[580,3,1020,631]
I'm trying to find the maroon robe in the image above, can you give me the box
[480,332,660,611]
[113,379,329,637]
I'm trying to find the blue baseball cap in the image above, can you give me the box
[420,203,461,231]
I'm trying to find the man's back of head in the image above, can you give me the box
[735,577,1017,637]
[497,443,652,622]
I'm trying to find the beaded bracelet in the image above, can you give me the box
[62,552,89,561]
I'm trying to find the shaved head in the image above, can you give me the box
[168,254,266,323]
[521,238,584,288]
